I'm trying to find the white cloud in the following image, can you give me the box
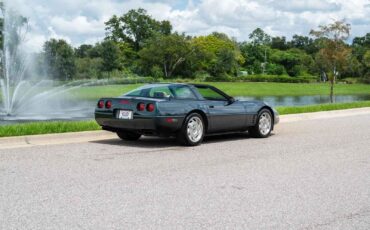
[272,0,341,12]
[50,16,104,35]
[3,0,370,52]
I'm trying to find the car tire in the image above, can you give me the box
[177,113,205,146]
[116,131,141,141]
[249,109,273,138]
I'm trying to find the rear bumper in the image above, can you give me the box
[95,111,184,135]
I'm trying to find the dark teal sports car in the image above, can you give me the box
[95,83,279,146]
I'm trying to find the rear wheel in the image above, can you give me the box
[249,109,273,138]
[116,131,141,141]
[177,113,205,146]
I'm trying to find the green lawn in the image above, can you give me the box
[0,120,100,137]
[1,100,369,138]
[69,82,370,101]
[277,100,370,115]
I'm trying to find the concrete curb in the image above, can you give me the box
[0,131,115,150]
[1,107,369,150]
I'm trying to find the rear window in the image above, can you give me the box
[125,85,197,100]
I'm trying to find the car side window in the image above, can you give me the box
[196,87,227,101]
[149,86,173,98]
[172,86,197,100]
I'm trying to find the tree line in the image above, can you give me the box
[1,8,370,84]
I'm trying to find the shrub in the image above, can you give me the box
[240,74,314,83]
[266,63,285,75]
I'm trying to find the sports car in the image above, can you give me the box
[95,83,279,146]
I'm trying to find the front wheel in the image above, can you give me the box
[249,109,273,138]
[177,113,205,146]
[117,131,141,141]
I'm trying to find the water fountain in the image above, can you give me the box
[0,3,94,122]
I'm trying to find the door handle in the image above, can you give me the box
[209,105,214,108]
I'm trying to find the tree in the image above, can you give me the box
[249,28,271,46]
[352,33,370,80]
[75,44,93,58]
[310,20,352,103]
[270,49,304,77]
[271,36,289,50]
[192,33,244,77]
[363,50,370,82]
[239,42,270,74]
[105,8,172,51]
[352,33,370,48]
[43,39,76,81]
[100,40,122,73]
[139,33,192,78]
[75,57,103,79]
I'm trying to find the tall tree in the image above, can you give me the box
[289,35,319,54]
[310,20,351,103]
[271,36,289,50]
[43,39,76,81]
[105,8,172,51]
[100,40,122,73]
[192,33,244,77]
[249,28,271,46]
[363,50,370,82]
[139,33,192,78]
[75,44,93,58]
[352,33,370,48]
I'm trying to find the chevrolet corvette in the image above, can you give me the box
[95,83,279,146]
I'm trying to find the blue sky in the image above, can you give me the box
[7,0,370,51]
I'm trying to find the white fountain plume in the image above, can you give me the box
[0,3,98,121]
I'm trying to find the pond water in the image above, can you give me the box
[236,94,370,107]
[1,94,369,125]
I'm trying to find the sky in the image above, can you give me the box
[6,0,370,52]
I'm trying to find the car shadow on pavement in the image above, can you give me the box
[91,137,178,148]
[90,132,257,148]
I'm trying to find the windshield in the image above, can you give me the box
[124,85,198,100]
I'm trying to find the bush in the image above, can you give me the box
[266,63,285,75]
[196,74,318,83]
[205,73,234,82]
[194,71,211,81]
[240,74,314,83]
[150,66,163,80]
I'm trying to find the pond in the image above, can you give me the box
[236,94,370,107]
[1,94,370,125]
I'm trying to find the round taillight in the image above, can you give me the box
[105,100,112,109]
[146,103,155,112]
[137,103,145,111]
[97,100,104,108]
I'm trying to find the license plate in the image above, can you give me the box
[117,110,133,120]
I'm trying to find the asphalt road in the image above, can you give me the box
[1,112,370,229]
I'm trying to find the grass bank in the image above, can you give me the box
[277,101,370,115]
[0,120,100,138]
[69,82,370,100]
[1,101,369,138]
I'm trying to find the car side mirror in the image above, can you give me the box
[228,97,236,105]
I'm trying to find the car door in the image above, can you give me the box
[206,100,247,132]
[194,85,247,133]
